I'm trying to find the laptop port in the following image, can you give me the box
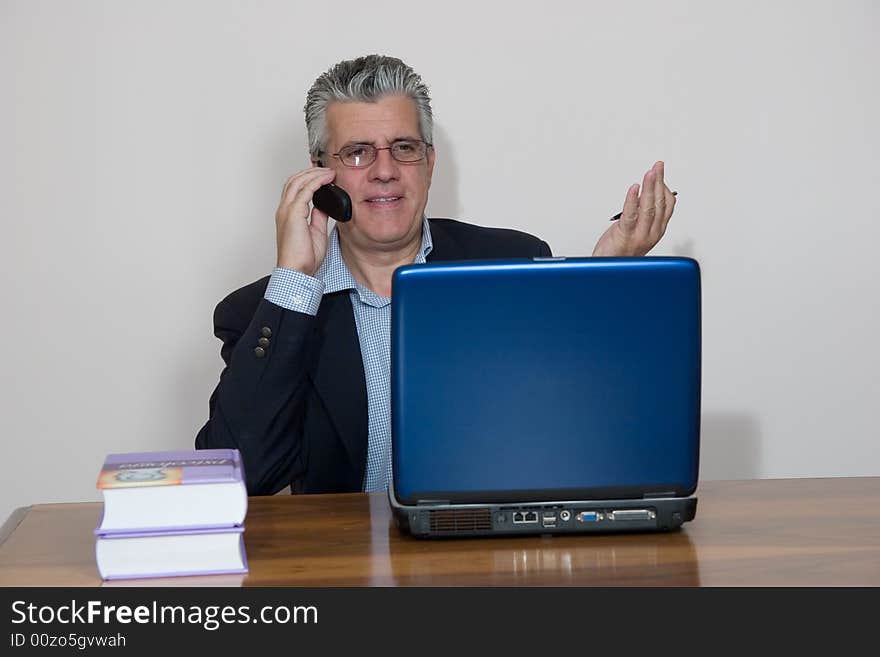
[512,511,539,524]
[542,518,557,528]
[576,511,602,523]
[608,509,656,521]
[559,510,571,521]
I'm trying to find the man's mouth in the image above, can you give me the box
[365,196,402,204]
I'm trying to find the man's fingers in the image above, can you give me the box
[659,186,677,235]
[653,161,666,218]
[609,161,675,256]
[649,162,667,241]
[637,168,657,238]
[620,184,640,229]
[280,169,317,202]
[280,167,332,204]
[280,168,336,218]
[310,206,329,237]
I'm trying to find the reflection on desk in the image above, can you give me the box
[387,520,700,586]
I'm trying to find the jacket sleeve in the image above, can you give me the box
[195,297,314,495]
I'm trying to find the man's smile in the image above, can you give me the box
[363,194,404,209]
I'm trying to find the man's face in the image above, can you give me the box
[318,95,434,253]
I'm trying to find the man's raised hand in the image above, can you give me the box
[592,161,677,257]
[275,166,337,276]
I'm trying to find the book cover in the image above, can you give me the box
[94,448,248,534]
[95,526,249,580]
[96,448,242,490]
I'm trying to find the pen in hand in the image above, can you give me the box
[610,191,677,220]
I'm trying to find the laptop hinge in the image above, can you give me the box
[416,499,451,505]
[643,491,676,499]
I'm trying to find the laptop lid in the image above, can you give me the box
[390,257,701,506]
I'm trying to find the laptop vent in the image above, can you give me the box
[429,509,492,533]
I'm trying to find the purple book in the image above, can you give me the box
[96,525,248,580]
[95,448,248,535]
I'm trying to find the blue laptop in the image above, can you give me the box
[388,257,700,537]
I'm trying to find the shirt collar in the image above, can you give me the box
[316,216,433,296]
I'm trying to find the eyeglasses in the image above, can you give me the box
[328,139,432,168]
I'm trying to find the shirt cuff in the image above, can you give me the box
[264,268,325,315]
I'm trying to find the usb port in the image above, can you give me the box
[542,518,557,528]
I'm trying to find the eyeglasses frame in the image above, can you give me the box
[324,140,434,168]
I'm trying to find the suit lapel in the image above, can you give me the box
[307,220,466,483]
[310,291,368,481]
[426,219,464,262]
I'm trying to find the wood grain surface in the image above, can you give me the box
[1,477,878,586]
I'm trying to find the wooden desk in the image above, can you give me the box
[1,477,878,586]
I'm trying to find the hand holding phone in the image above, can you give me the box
[274,166,338,275]
[312,183,352,222]
[312,160,352,222]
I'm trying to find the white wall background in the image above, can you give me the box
[2,0,878,522]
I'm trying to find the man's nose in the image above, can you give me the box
[368,148,399,182]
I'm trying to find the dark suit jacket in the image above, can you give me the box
[195,218,551,495]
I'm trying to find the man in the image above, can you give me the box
[195,55,676,495]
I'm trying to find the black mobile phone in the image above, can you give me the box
[313,161,352,222]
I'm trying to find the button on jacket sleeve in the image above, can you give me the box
[195,290,316,495]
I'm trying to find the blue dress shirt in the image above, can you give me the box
[263,218,433,492]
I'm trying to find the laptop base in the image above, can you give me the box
[389,484,697,539]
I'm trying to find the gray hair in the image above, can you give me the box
[304,55,433,158]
